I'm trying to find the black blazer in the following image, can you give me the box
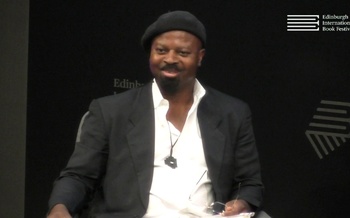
[49,81,263,218]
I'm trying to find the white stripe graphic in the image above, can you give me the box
[287,15,319,31]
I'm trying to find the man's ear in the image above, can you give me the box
[198,49,206,66]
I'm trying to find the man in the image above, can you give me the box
[48,11,266,218]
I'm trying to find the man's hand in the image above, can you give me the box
[47,204,72,218]
[221,199,252,216]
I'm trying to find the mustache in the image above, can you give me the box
[160,64,181,72]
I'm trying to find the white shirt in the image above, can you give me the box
[144,79,214,218]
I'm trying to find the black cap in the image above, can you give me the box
[141,11,206,51]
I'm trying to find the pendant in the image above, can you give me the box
[164,156,177,169]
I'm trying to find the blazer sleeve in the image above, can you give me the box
[48,99,109,215]
[231,104,263,209]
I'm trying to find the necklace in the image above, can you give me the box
[164,121,180,169]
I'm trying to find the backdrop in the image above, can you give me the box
[26,1,350,217]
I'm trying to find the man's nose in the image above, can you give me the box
[164,51,179,64]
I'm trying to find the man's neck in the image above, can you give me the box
[162,88,194,132]
[163,91,193,105]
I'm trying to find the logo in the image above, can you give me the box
[305,100,350,159]
[287,15,320,31]
[287,14,350,32]
[113,78,144,94]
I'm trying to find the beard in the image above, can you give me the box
[158,76,180,94]
[156,64,182,94]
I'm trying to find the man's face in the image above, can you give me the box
[149,30,205,94]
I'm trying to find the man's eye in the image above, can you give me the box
[179,51,190,56]
[156,48,166,54]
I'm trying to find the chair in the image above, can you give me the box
[255,210,271,218]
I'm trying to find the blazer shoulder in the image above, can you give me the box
[203,86,250,111]
[95,82,152,108]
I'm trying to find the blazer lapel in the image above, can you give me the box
[126,83,155,209]
[198,91,226,192]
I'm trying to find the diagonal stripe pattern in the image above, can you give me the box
[305,100,350,159]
